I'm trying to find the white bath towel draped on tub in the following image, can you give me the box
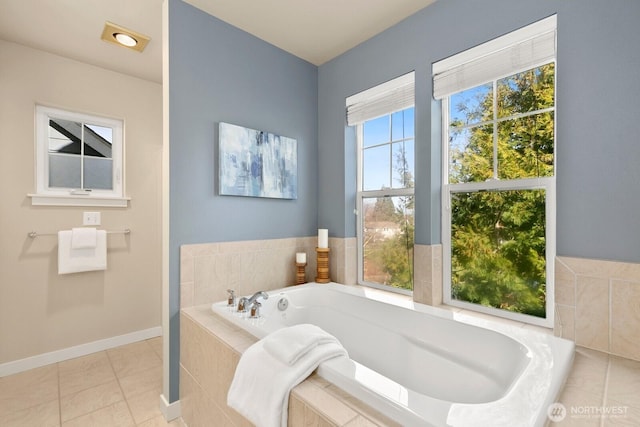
[227,324,348,427]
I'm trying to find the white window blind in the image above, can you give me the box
[346,71,415,126]
[433,15,556,100]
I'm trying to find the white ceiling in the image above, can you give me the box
[0,0,164,83]
[0,0,436,84]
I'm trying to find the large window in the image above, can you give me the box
[31,105,127,207]
[347,73,415,294]
[434,16,556,326]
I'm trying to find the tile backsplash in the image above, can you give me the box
[180,236,356,308]
[555,256,640,361]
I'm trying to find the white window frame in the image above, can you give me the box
[441,144,556,327]
[30,105,128,207]
[437,16,557,327]
[356,116,415,296]
[348,72,415,295]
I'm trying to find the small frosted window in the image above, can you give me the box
[32,105,125,207]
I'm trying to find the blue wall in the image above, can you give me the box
[168,0,318,400]
[169,0,640,403]
[318,0,640,263]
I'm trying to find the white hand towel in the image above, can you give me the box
[227,325,348,427]
[263,323,340,365]
[58,230,107,274]
[71,227,97,249]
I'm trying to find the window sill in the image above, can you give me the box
[28,194,130,208]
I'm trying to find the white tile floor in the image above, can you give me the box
[2,333,639,426]
[0,337,185,427]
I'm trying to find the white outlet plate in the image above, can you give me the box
[83,212,101,226]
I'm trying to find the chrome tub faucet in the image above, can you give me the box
[247,291,269,305]
[236,291,268,313]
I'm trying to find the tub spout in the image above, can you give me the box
[247,291,269,305]
[237,291,268,313]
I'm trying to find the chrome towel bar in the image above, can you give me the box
[28,229,131,238]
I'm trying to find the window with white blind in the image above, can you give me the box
[348,72,415,294]
[434,15,556,326]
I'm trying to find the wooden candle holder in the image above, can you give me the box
[296,262,307,285]
[315,247,330,283]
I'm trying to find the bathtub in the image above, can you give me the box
[211,282,574,427]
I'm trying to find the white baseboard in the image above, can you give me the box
[160,394,181,421]
[0,326,162,377]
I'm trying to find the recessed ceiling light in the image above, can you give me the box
[101,21,150,53]
[114,33,137,47]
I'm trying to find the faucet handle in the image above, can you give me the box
[237,297,249,313]
[250,301,262,318]
[227,289,236,306]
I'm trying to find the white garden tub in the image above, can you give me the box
[211,282,574,427]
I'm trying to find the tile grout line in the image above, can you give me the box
[59,351,121,425]
[106,348,137,426]
[576,264,578,345]
[609,279,613,358]
[600,355,612,427]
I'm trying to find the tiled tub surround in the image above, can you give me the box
[210,283,574,426]
[180,237,357,309]
[180,291,640,427]
[3,313,638,426]
[180,306,399,427]
[555,257,640,361]
[327,237,357,287]
[413,244,443,307]
[179,239,640,423]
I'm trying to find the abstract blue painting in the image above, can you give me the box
[219,122,297,199]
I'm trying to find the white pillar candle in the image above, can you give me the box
[318,229,328,248]
[296,252,306,264]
